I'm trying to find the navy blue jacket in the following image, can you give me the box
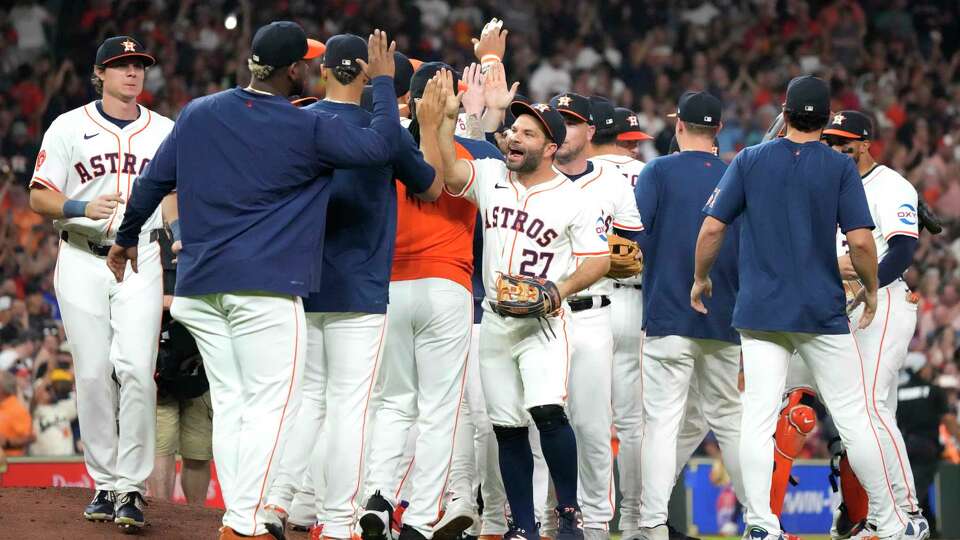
[116,77,401,297]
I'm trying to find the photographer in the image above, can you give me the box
[146,228,212,506]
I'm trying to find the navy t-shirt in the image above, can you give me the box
[303,101,434,314]
[635,151,740,344]
[117,78,401,297]
[705,138,874,334]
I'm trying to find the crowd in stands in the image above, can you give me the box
[0,0,957,460]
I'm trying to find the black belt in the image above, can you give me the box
[613,283,642,290]
[61,229,160,257]
[567,295,611,312]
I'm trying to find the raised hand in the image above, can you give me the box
[416,75,445,129]
[482,61,519,111]
[460,63,485,116]
[472,17,507,62]
[439,69,463,121]
[357,29,397,79]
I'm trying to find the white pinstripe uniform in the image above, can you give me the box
[553,160,644,532]
[587,154,647,533]
[448,158,609,427]
[31,102,172,495]
[787,163,922,523]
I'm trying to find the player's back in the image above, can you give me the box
[638,151,738,342]
[392,135,502,293]
[166,88,345,296]
[707,137,873,334]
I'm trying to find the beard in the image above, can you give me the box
[506,148,543,173]
[555,139,585,165]
[289,74,305,97]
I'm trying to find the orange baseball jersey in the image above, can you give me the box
[392,136,503,293]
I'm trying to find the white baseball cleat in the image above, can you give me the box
[433,497,478,540]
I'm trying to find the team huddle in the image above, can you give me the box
[26,15,940,540]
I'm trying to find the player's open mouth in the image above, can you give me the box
[507,147,524,161]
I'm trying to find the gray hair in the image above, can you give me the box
[247,59,275,81]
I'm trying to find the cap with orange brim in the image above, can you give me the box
[822,110,872,141]
[614,107,653,141]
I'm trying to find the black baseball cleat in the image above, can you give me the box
[114,491,146,533]
[83,489,116,522]
[556,506,585,540]
[398,525,428,540]
[359,491,395,540]
[667,523,701,540]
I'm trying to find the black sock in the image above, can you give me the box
[494,425,538,536]
[537,418,579,510]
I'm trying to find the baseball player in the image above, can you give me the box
[547,92,644,540]
[633,91,743,540]
[261,33,442,540]
[586,104,651,539]
[814,111,927,539]
[692,76,902,540]
[28,35,174,532]
[428,70,611,540]
[109,24,404,540]
[357,61,502,540]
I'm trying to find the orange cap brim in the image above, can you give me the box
[618,131,653,141]
[410,58,424,71]
[304,39,326,60]
[821,128,861,139]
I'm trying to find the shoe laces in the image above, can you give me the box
[118,492,145,510]
[93,490,114,504]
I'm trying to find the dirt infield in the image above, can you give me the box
[0,487,312,539]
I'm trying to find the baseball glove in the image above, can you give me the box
[607,234,643,279]
[843,280,864,313]
[918,199,943,235]
[491,273,562,319]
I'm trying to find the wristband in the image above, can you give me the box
[481,54,502,66]
[62,199,88,218]
[170,219,182,242]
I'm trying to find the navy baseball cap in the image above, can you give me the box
[409,62,461,99]
[95,36,155,68]
[785,75,830,117]
[822,110,873,140]
[510,101,567,146]
[590,97,617,135]
[251,21,324,68]
[614,107,653,141]
[394,52,414,97]
[550,92,592,124]
[323,34,366,69]
[669,91,722,127]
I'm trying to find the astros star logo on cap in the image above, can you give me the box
[557,96,573,107]
[533,103,550,112]
[627,115,639,127]
[832,113,846,125]
[122,39,137,52]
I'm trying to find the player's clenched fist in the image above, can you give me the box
[358,29,396,79]
[85,192,124,220]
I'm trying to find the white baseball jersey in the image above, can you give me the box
[835,164,919,282]
[449,158,609,302]
[590,154,647,287]
[30,101,173,243]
